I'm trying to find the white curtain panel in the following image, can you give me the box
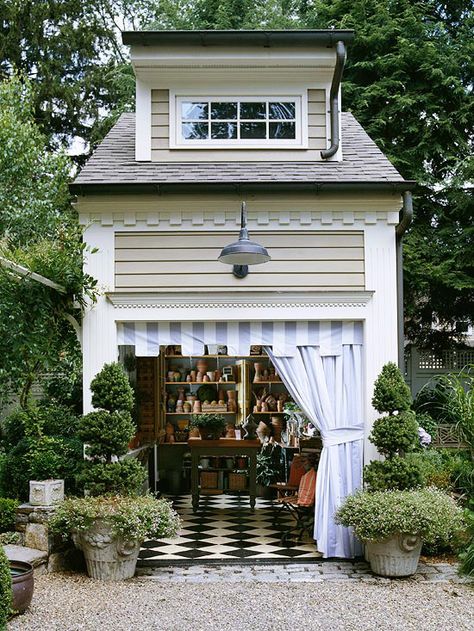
[265,345,364,559]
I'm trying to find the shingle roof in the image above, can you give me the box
[72,112,411,191]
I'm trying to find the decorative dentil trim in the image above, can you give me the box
[106,291,373,310]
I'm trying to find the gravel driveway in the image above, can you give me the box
[8,571,474,631]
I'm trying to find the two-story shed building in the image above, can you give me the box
[71,30,415,559]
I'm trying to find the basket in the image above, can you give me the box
[200,471,218,489]
[228,472,248,491]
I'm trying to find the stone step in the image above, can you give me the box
[4,544,48,568]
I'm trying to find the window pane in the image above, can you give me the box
[211,102,237,120]
[182,122,209,139]
[269,102,296,120]
[269,122,296,139]
[211,122,237,139]
[181,102,208,120]
[240,102,266,119]
[240,122,266,139]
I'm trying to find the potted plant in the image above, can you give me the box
[50,495,180,581]
[256,443,282,498]
[336,487,464,577]
[190,414,226,440]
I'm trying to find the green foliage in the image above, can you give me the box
[76,460,147,497]
[364,456,424,492]
[0,545,12,629]
[459,500,474,577]
[189,414,226,430]
[304,1,474,346]
[50,494,181,543]
[405,450,456,490]
[0,532,22,546]
[372,363,412,414]
[0,436,83,501]
[0,499,18,534]
[78,364,140,495]
[256,443,282,486]
[90,363,134,413]
[413,382,460,425]
[336,487,464,547]
[366,364,422,490]
[415,413,438,443]
[436,372,474,458]
[41,353,83,414]
[369,411,419,456]
[79,411,135,461]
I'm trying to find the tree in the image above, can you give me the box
[0,76,97,406]
[301,0,474,348]
[0,0,153,154]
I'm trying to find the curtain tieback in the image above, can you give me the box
[320,427,364,447]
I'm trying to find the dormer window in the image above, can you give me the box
[172,95,305,148]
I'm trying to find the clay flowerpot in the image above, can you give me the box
[253,363,264,383]
[226,391,237,412]
[271,416,283,442]
[72,520,141,581]
[196,360,208,374]
[10,561,34,613]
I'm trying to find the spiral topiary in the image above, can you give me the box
[78,363,146,496]
[365,362,423,492]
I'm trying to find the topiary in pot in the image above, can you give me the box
[78,363,146,496]
[364,363,423,491]
[189,414,226,440]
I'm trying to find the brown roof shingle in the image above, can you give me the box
[72,112,411,190]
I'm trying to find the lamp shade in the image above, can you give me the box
[218,238,271,266]
[218,201,271,268]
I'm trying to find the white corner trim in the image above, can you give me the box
[106,290,374,309]
[135,80,151,161]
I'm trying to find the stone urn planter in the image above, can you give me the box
[50,495,181,582]
[365,534,422,577]
[72,520,141,581]
[10,560,34,613]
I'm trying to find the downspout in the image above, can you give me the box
[321,40,347,160]
[395,191,413,371]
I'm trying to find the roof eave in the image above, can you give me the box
[70,180,416,196]
[122,29,355,48]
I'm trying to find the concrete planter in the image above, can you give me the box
[72,520,141,581]
[29,480,64,506]
[366,534,422,577]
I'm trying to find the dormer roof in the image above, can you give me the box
[70,112,413,194]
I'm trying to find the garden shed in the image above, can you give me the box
[72,29,415,560]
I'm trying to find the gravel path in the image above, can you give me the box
[8,571,474,631]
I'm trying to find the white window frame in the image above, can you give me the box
[170,93,307,149]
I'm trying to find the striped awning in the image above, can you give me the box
[117,321,363,357]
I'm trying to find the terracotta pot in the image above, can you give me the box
[11,560,34,613]
[271,416,283,442]
[196,360,208,374]
[226,391,237,412]
[189,427,200,438]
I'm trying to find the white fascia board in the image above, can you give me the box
[130,45,336,68]
[135,78,151,161]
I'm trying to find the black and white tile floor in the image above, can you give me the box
[139,494,322,565]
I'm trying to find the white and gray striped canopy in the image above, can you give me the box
[117,320,363,357]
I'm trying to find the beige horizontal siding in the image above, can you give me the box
[150,88,328,159]
[115,231,364,292]
[151,89,169,151]
[307,89,326,149]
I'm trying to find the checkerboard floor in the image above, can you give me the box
[139,494,322,565]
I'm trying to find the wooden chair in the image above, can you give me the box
[268,454,306,525]
[276,465,317,544]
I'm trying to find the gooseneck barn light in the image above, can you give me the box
[218,202,271,278]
